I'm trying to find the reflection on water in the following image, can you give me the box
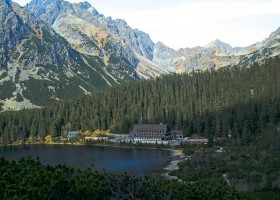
[0,145,171,176]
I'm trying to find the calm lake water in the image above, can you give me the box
[0,145,171,176]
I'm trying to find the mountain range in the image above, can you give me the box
[0,0,280,111]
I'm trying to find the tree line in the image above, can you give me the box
[1,57,280,144]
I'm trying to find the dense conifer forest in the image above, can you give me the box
[1,57,280,144]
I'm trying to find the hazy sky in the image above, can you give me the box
[14,0,280,49]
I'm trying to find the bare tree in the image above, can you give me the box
[104,173,145,200]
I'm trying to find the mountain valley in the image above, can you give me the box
[1,0,280,111]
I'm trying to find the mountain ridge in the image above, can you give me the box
[1,0,280,111]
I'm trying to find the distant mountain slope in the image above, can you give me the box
[0,0,141,111]
[1,0,280,111]
[156,29,280,72]
[27,0,164,77]
[27,0,280,73]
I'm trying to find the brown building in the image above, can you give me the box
[130,124,171,141]
[171,130,185,139]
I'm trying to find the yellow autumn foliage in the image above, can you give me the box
[26,137,34,143]
[93,129,108,134]
[81,131,92,136]
[44,135,52,143]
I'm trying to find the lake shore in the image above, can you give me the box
[161,149,188,180]
[1,142,185,178]
[5,141,174,151]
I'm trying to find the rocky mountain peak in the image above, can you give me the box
[205,39,233,53]
[212,39,225,46]
[155,41,169,49]
[27,0,156,61]
[28,0,63,6]
[76,1,99,16]
[114,19,129,28]
[32,0,63,3]
[27,0,67,24]
[152,41,185,73]
[105,18,154,60]
[76,1,91,9]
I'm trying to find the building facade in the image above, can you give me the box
[130,124,171,141]
[67,131,80,139]
[171,130,185,139]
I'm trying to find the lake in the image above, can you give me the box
[0,144,171,176]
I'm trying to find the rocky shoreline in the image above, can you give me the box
[161,149,188,181]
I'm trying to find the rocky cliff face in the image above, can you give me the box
[0,0,139,111]
[153,42,185,73]
[27,0,157,73]
[1,0,280,111]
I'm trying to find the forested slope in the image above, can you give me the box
[1,57,280,144]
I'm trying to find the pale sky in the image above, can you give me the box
[14,0,280,49]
